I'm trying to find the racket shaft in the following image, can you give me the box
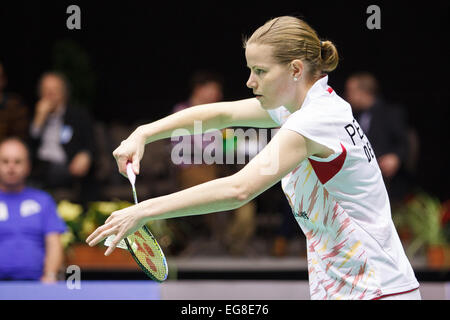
[132,186,138,204]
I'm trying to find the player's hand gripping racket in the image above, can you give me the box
[104,162,168,282]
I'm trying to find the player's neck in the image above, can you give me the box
[284,80,315,114]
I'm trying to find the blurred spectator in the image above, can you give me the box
[171,71,225,190]
[0,61,30,141]
[171,70,256,255]
[29,71,97,205]
[345,72,414,204]
[0,137,66,282]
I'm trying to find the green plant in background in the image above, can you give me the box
[393,192,447,257]
[58,200,84,248]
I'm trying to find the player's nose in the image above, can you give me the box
[246,74,257,89]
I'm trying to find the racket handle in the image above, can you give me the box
[126,162,136,185]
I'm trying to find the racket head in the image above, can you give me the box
[125,225,168,282]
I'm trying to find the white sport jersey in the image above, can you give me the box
[268,75,419,300]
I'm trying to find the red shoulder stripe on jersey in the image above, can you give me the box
[327,87,333,94]
[308,143,346,185]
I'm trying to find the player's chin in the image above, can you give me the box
[260,100,278,110]
[257,97,272,109]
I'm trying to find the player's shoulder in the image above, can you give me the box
[291,94,350,123]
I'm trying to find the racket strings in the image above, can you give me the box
[127,227,168,281]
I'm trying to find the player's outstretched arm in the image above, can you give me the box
[113,98,277,177]
[87,129,325,251]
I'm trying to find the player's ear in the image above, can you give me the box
[290,59,304,80]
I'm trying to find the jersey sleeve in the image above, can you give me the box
[281,103,342,154]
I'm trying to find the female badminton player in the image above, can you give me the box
[87,16,420,300]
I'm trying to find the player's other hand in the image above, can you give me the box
[86,204,146,256]
[112,129,146,178]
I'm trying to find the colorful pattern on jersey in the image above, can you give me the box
[282,160,383,299]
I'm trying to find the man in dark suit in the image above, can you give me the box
[345,72,412,204]
[29,71,97,204]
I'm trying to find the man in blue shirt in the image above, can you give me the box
[0,137,66,282]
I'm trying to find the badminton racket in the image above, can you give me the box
[104,162,168,282]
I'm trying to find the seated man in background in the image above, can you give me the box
[345,72,411,204]
[0,137,66,282]
[29,71,97,204]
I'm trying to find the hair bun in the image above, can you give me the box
[320,40,339,73]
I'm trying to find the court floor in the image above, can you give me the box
[0,280,449,300]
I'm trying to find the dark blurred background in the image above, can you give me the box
[1,1,448,200]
